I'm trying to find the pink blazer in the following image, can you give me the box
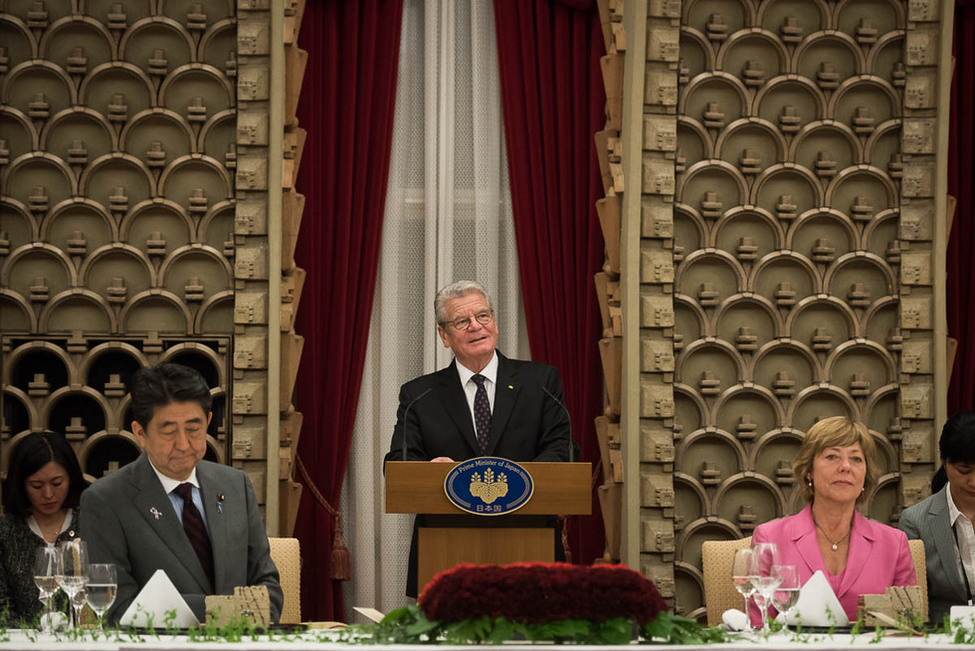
[750,505,916,623]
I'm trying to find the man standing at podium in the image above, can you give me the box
[385,280,571,596]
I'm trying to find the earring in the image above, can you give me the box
[807,480,812,487]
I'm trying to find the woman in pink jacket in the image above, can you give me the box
[750,416,916,624]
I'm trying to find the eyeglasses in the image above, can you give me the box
[442,310,494,331]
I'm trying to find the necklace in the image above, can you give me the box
[31,512,67,543]
[813,512,853,551]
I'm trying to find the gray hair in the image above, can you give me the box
[435,280,495,324]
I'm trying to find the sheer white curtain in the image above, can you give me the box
[340,0,527,619]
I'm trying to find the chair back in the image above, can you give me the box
[908,538,928,621]
[702,536,752,626]
[269,537,302,624]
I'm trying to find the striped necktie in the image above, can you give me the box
[173,482,214,584]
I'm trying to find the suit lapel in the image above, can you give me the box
[198,463,225,593]
[437,362,479,455]
[792,507,823,576]
[929,486,968,601]
[130,455,212,592]
[838,511,871,597]
[487,353,519,455]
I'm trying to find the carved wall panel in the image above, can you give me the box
[627,0,950,619]
[594,0,626,566]
[0,1,282,501]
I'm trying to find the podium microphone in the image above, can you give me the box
[402,387,433,462]
[540,386,574,463]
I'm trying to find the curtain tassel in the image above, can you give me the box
[330,516,351,581]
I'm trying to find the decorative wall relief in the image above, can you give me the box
[629,0,949,619]
[0,1,249,496]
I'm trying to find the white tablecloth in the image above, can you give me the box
[0,630,964,650]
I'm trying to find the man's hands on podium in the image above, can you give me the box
[431,457,455,462]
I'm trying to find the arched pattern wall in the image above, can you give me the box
[614,0,952,620]
[0,1,306,531]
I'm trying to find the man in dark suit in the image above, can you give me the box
[81,363,282,623]
[900,410,975,623]
[385,280,570,596]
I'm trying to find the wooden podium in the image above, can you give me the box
[385,461,591,593]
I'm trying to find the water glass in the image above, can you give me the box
[731,547,756,619]
[749,542,782,633]
[56,540,89,629]
[33,547,59,627]
[86,563,117,627]
[771,564,800,623]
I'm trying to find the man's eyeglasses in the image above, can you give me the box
[442,310,494,331]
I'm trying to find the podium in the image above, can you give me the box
[385,461,592,593]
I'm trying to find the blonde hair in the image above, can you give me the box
[792,416,878,504]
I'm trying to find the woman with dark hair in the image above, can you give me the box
[0,431,87,624]
[901,410,975,623]
[750,416,916,624]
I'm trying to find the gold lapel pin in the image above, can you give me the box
[508,385,514,390]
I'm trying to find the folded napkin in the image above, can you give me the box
[119,569,199,628]
[950,605,975,629]
[721,608,749,631]
[783,570,849,627]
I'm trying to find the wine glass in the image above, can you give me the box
[86,564,117,627]
[771,564,800,625]
[33,547,59,628]
[56,540,89,629]
[731,548,756,621]
[749,542,782,633]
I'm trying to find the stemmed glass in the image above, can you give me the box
[771,564,800,625]
[56,540,89,629]
[33,547,59,629]
[85,564,117,628]
[731,547,756,622]
[749,542,782,633]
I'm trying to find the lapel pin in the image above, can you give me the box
[149,507,162,520]
[508,385,513,390]
[217,493,226,513]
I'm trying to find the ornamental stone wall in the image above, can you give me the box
[0,0,305,533]
[607,0,952,619]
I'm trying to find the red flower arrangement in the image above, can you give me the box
[418,562,668,625]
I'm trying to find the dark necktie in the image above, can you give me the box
[173,482,214,584]
[471,374,492,454]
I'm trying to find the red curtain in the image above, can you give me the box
[493,0,607,565]
[292,0,403,621]
[948,1,975,412]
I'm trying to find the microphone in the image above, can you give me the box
[540,386,574,463]
[402,387,433,462]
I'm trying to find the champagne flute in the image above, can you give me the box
[86,564,117,628]
[731,548,756,621]
[771,564,800,625]
[56,540,89,629]
[750,542,782,633]
[33,547,59,628]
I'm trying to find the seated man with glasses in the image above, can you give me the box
[384,279,571,597]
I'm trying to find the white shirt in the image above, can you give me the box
[28,508,74,548]
[456,351,499,427]
[147,460,211,534]
[946,484,975,602]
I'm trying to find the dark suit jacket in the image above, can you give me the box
[900,486,970,622]
[80,454,283,623]
[384,352,571,464]
[384,352,571,596]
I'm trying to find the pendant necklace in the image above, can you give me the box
[813,512,853,551]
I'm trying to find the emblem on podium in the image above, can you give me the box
[444,457,534,515]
